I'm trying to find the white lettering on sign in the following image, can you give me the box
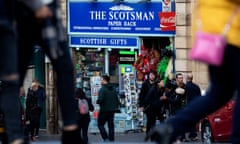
[110,39,127,45]
[123,21,136,26]
[108,21,122,26]
[79,38,107,45]
[89,11,107,20]
[89,11,154,21]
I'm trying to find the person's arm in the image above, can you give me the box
[19,0,52,19]
[19,0,45,11]
[87,98,94,112]
[138,82,148,107]
[96,88,104,105]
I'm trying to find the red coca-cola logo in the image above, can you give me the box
[161,16,175,23]
[159,12,176,31]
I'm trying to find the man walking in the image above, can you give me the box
[97,75,120,142]
[185,73,201,141]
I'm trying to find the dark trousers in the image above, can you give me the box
[78,116,90,144]
[145,113,156,135]
[30,107,42,137]
[145,111,164,136]
[97,111,115,141]
[167,44,240,144]
[0,0,24,143]
[16,2,77,127]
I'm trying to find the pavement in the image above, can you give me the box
[3,129,229,144]
[31,131,154,144]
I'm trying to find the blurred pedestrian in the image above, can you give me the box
[19,87,26,113]
[30,79,45,139]
[185,73,201,141]
[75,88,94,144]
[0,0,25,143]
[26,82,39,141]
[149,0,240,143]
[137,71,157,140]
[144,79,167,142]
[170,73,186,116]
[97,75,120,142]
[16,0,83,143]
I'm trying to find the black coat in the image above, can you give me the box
[144,85,165,114]
[185,81,201,103]
[138,79,155,108]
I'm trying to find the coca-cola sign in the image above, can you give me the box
[159,12,176,31]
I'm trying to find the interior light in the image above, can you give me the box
[139,0,151,3]
[113,0,124,3]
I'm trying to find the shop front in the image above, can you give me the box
[68,0,176,133]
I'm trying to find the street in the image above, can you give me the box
[28,130,202,144]
[28,130,231,144]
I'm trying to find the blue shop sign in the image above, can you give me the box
[69,36,139,49]
[68,1,176,37]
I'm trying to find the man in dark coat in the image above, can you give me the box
[97,75,120,142]
[144,79,167,139]
[185,73,201,141]
[138,71,157,111]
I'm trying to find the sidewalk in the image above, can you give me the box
[31,130,152,144]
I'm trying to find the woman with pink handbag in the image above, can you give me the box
[148,0,240,143]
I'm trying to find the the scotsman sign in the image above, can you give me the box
[68,1,176,37]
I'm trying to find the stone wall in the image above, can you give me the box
[175,0,209,90]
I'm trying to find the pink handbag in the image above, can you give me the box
[189,6,240,66]
[189,32,226,66]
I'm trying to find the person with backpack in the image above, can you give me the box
[75,88,94,144]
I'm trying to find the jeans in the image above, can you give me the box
[97,111,115,141]
[16,2,77,127]
[167,44,240,143]
[0,0,24,142]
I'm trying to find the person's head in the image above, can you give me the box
[19,87,25,97]
[148,71,157,82]
[163,0,171,5]
[186,73,193,82]
[32,79,43,87]
[156,79,164,89]
[176,73,184,85]
[75,88,86,99]
[101,74,110,84]
[31,82,39,91]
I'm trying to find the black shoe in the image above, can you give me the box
[189,136,198,141]
[61,128,84,144]
[147,124,173,144]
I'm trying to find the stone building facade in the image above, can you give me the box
[60,0,209,90]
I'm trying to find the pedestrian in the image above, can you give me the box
[144,79,167,142]
[25,82,40,141]
[97,75,120,142]
[0,0,26,143]
[169,73,186,116]
[149,0,240,144]
[19,87,26,113]
[30,79,45,139]
[19,87,29,144]
[166,73,188,142]
[137,71,157,140]
[185,73,201,141]
[16,0,83,143]
[75,88,94,144]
